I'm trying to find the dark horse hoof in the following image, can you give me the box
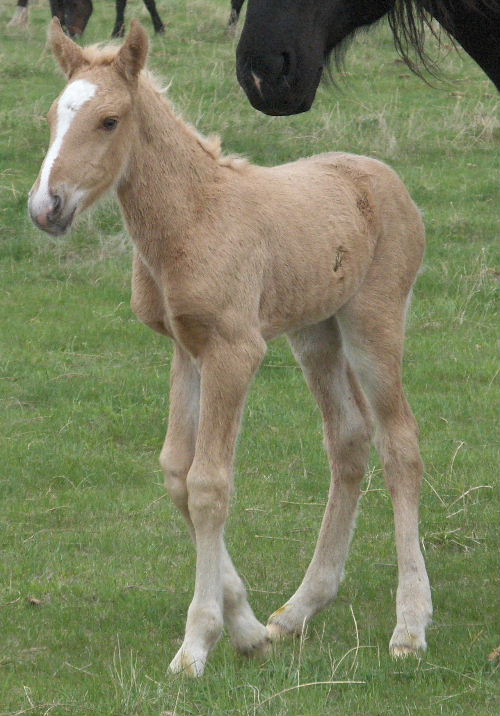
[154,24,166,34]
[111,24,125,38]
[227,9,239,36]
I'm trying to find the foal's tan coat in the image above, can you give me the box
[29,20,432,676]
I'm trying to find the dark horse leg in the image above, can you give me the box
[228,0,246,32]
[48,0,65,26]
[143,0,165,34]
[112,0,127,37]
[7,0,29,27]
[112,0,165,39]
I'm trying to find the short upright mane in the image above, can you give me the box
[80,41,122,67]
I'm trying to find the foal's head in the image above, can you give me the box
[29,19,149,235]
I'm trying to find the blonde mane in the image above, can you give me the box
[80,41,122,66]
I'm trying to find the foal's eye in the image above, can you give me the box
[101,117,119,131]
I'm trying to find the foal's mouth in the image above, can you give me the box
[44,206,77,236]
[29,203,78,236]
[28,185,81,236]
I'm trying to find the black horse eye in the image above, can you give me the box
[101,117,119,130]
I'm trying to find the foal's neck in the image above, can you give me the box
[117,76,222,266]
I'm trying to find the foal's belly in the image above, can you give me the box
[258,231,374,340]
[251,163,378,339]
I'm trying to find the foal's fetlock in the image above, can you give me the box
[170,607,223,677]
[267,603,308,641]
[169,644,209,677]
[389,624,427,658]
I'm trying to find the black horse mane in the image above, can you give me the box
[389,0,497,75]
[330,0,499,80]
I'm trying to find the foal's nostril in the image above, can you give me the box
[47,193,62,222]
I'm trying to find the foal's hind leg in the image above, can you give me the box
[268,319,373,639]
[337,298,432,656]
[161,345,268,675]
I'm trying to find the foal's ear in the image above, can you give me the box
[49,17,85,78]
[114,20,149,83]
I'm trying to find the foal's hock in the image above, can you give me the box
[29,19,432,677]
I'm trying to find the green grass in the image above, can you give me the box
[0,1,498,714]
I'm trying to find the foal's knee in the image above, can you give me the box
[160,447,190,509]
[186,464,230,529]
[376,416,424,496]
[327,408,373,485]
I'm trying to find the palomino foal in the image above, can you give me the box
[29,19,432,676]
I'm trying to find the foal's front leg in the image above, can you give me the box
[168,336,267,677]
[162,346,269,670]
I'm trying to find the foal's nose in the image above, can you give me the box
[29,191,63,231]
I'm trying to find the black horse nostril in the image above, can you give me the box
[281,52,291,78]
[250,52,289,81]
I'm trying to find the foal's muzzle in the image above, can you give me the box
[28,190,76,236]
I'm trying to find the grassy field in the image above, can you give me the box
[0,0,498,714]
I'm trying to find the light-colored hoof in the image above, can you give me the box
[230,618,272,659]
[389,627,427,659]
[237,631,273,659]
[267,620,293,641]
[267,604,305,641]
[390,644,425,659]
[169,647,206,677]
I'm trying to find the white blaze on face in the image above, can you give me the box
[31,79,98,212]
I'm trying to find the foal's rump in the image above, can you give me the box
[329,152,426,307]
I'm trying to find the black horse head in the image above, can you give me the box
[236,0,393,115]
[236,0,500,115]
